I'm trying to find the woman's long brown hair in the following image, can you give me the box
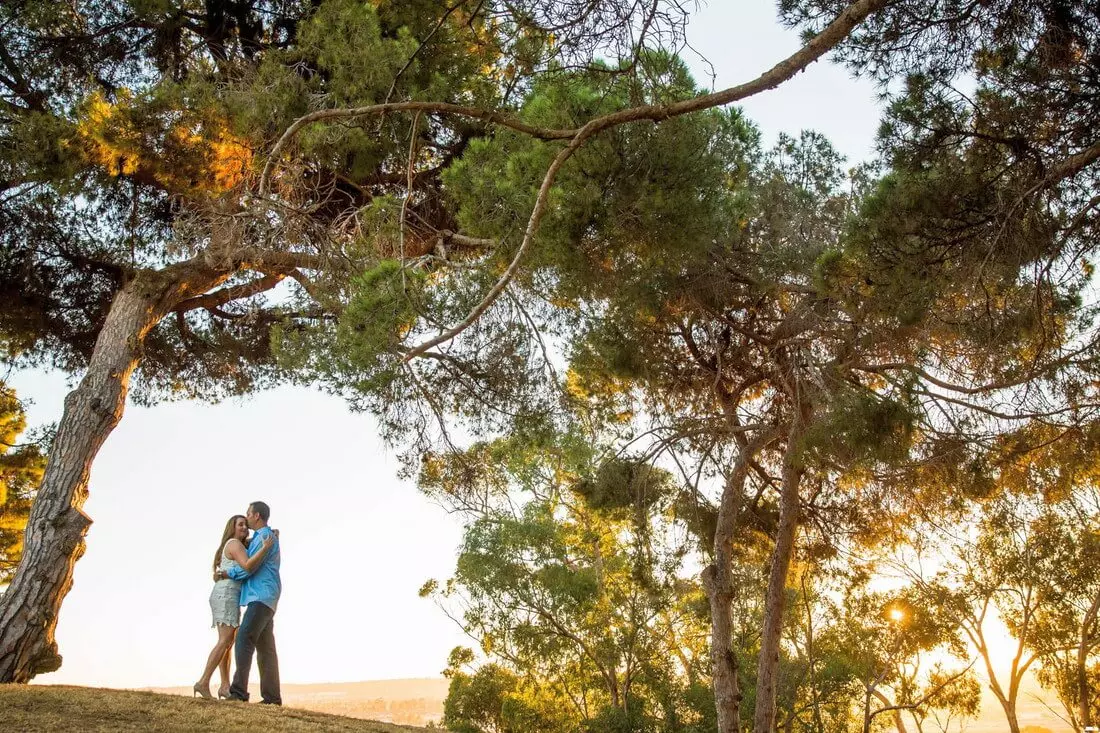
[213,515,246,574]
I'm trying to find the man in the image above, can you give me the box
[222,500,281,704]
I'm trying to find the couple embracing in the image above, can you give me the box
[193,500,282,705]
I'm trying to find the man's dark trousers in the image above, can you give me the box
[229,601,281,704]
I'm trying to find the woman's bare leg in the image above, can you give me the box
[197,625,236,693]
[217,628,236,697]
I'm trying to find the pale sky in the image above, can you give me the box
[7,0,888,690]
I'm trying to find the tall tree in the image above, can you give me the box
[421,435,713,732]
[1026,484,1100,730]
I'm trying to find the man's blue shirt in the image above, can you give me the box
[227,526,281,611]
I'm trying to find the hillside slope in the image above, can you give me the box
[0,685,431,732]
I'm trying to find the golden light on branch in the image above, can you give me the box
[198,133,252,193]
[75,91,252,194]
[78,91,142,177]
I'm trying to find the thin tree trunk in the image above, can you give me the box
[1079,588,1100,728]
[801,573,824,733]
[703,558,742,733]
[705,434,771,733]
[988,667,1021,733]
[0,262,230,682]
[997,698,1021,733]
[704,485,746,731]
[972,627,1022,733]
[754,411,808,733]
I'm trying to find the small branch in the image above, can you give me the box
[867,662,976,722]
[233,249,330,272]
[260,103,577,195]
[284,268,323,302]
[855,344,1091,395]
[401,121,593,360]
[174,271,287,313]
[399,111,421,289]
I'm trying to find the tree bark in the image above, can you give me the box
[704,434,770,733]
[1079,587,1100,729]
[703,533,743,733]
[0,261,231,682]
[753,409,809,733]
[997,698,1021,733]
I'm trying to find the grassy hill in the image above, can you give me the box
[5,679,1071,732]
[0,685,432,732]
[146,678,449,725]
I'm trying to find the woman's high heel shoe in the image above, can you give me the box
[193,682,213,700]
[217,687,230,700]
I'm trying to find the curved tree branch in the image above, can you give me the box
[256,0,890,363]
[399,0,892,360]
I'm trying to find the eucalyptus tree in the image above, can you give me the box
[765,539,981,733]
[889,482,1100,733]
[830,587,978,733]
[1024,484,1100,730]
[420,435,714,732]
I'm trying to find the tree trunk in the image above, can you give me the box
[753,415,808,733]
[1080,634,1093,731]
[1079,588,1100,729]
[704,439,763,733]
[998,700,1021,733]
[704,561,742,733]
[975,636,1021,733]
[0,263,229,682]
[986,675,1020,733]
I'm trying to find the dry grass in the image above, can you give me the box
[0,685,433,732]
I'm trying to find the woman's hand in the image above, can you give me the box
[262,533,275,549]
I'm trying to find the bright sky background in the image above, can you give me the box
[4,5,1051,723]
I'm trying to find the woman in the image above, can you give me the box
[193,514,274,699]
